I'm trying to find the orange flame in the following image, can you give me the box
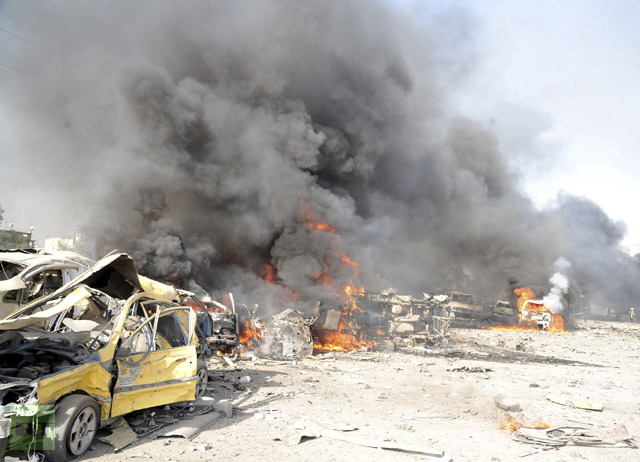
[314,280,373,351]
[303,209,336,234]
[313,267,336,289]
[339,253,360,280]
[250,206,373,354]
[259,261,279,284]
[550,314,564,331]
[490,287,566,333]
[238,319,261,348]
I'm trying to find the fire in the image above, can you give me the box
[339,253,360,279]
[303,209,336,234]
[514,287,535,310]
[259,261,279,284]
[490,287,566,333]
[344,281,365,304]
[314,280,373,351]
[550,314,564,332]
[314,318,372,351]
[249,207,373,355]
[238,319,261,348]
[313,267,336,289]
[499,414,549,433]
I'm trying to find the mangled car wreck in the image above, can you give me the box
[0,254,212,461]
[0,249,92,318]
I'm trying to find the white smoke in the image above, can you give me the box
[543,257,571,313]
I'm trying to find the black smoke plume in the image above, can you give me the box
[2,0,639,313]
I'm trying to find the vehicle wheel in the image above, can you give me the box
[195,360,209,398]
[47,394,99,461]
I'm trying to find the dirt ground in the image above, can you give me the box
[74,319,639,462]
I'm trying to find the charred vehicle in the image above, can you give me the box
[493,300,513,316]
[310,288,451,352]
[0,249,92,318]
[0,254,208,461]
[446,291,484,318]
[492,299,517,319]
[365,289,451,340]
[178,290,239,356]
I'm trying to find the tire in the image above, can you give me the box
[195,360,209,399]
[46,394,99,461]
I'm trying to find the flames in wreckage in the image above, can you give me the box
[4,1,640,332]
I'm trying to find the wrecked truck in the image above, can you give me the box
[0,254,208,461]
[446,291,484,318]
[0,249,92,318]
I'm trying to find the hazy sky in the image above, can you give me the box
[431,0,640,252]
[2,0,639,255]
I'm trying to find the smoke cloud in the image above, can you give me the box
[2,0,639,314]
[543,257,571,313]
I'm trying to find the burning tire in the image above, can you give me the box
[46,394,99,461]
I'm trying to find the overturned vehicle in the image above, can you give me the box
[0,254,211,461]
[364,289,451,341]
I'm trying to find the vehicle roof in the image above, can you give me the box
[5,253,143,319]
[0,249,92,268]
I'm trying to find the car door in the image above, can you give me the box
[110,306,199,417]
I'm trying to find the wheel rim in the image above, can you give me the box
[196,368,208,397]
[68,407,97,455]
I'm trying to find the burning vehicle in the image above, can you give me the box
[233,303,316,359]
[306,288,451,353]
[239,211,453,356]
[520,299,552,329]
[0,249,92,318]
[491,287,566,332]
[178,290,239,356]
[0,253,209,461]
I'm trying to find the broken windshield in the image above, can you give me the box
[0,261,26,281]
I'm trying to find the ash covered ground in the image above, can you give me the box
[78,319,640,462]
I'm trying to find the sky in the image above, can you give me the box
[436,0,640,253]
[1,0,640,255]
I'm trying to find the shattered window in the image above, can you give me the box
[25,270,63,301]
[2,289,22,303]
[117,307,192,357]
[156,313,188,348]
[0,261,25,281]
